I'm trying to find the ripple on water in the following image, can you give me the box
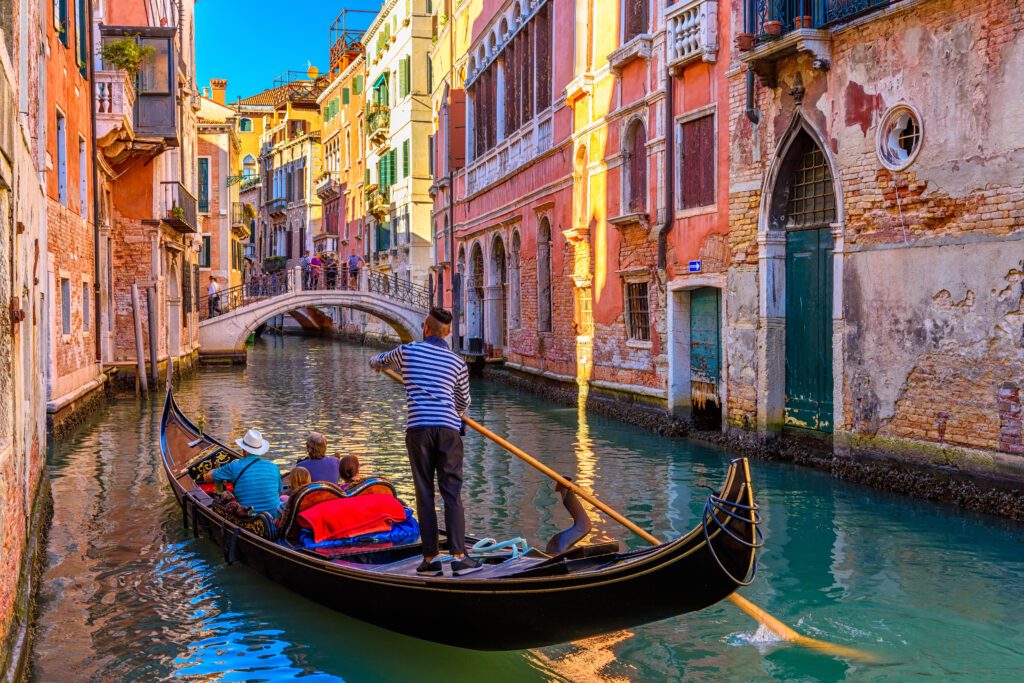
[32,338,1024,681]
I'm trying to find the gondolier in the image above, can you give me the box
[369,307,480,576]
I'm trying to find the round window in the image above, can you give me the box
[877,104,923,171]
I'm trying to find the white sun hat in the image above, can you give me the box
[235,429,270,456]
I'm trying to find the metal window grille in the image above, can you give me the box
[625,281,650,341]
[898,116,920,157]
[785,145,835,228]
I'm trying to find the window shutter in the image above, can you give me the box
[389,149,398,186]
[403,139,410,178]
[354,75,363,94]
[342,87,350,105]
[399,59,408,97]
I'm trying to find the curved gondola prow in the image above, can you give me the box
[703,457,762,589]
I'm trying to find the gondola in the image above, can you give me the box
[160,390,762,650]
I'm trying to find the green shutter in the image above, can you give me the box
[342,87,350,105]
[403,139,410,178]
[399,58,410,98]
[355,75,363,94]
[390,149,398,186]
[76,0,88,72]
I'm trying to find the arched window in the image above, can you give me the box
[769,131,836,230]
[468,243,486,344]
[457,246,467,330]
[239,117,253,132]
[625,120,647,213]
[489,235,508,347]
[242,154,256,178]
[624,0,648,42]
[509,231,521,329]
[537,218,553,333]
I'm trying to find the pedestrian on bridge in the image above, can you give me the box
[369,308,480,576]
[347,253,363,290]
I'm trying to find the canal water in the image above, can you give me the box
[33,338,1024,681]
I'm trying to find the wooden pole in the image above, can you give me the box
[381,368,875,662]
[146,286,158,384]
[131,283,148,395]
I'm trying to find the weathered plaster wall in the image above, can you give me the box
[725,0,1024,476]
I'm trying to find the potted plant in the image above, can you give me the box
[794,15,813,29]
[763,20,783,37]
[171,205,185,221]
[735,32,756,51]
[100,36,156,77]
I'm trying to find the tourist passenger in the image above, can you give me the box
[199,429,282,515]
[295,431,340,484]
[339,454,360,491]
[369,307,479,575]
[281,466,311,505]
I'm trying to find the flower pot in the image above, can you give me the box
[763,20,783,36]
[794,16,813,29]
[735,32,755,51]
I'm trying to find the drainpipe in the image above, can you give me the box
[88,0,102,366]
[657,69,674,270]
[745,68,760,125]
[447,0,460,351]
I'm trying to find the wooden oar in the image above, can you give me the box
[381,368,874,662]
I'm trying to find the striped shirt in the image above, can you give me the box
[370,336,470,431]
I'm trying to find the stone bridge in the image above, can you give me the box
[199,268,429,360]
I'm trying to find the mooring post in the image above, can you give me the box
[131,283,148,395]
[146,286,158,384]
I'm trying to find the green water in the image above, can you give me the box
[32,338,1024,681]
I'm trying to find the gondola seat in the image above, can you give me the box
[279,482,349,541]
[210,499,279,541]
[278,478,403,542]
[186,447,237,482]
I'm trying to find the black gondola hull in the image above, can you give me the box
[162,391,758,650]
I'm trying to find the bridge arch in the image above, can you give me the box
[199,289,426,360]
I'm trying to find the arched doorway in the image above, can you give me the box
[456,245,467,345]
[467,243,485,351]
[509,231,521,330]
[766,128,837,434]
[487,234,507,350]
[537,218,552,332]
[168,263,181,358]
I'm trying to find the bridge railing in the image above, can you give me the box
[199,264,431,323]
[199,276,290,322]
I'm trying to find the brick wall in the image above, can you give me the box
[47,199,98,399]
[725,0,1024,463]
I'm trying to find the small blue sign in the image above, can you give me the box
[688,260,702,273]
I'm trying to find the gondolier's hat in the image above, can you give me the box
[236,429,270,456]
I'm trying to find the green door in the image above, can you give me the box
[690,287,721,413]
[785,228,833,432]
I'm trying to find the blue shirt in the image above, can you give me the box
[211,455,283,515]
[296,456,340,484]
[370,336,470,431]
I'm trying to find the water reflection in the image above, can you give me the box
[33,337,1024,681]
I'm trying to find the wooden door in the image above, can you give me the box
[785,228,833,432]
[690,287,721,420]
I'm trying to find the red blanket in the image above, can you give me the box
[298,494,407,543]
[198,482,233,494]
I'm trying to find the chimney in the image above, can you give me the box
[210,78,228,105]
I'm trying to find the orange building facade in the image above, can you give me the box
[45,0,103,428]
[433,0,731,424]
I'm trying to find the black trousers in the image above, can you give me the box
[405,426,466,557]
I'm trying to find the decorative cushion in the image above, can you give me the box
[298,493,407,544]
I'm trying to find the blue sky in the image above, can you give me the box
[196,1,381,103]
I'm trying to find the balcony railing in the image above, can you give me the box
[667,0,719,71]
[367,106,390,144]
[744,0,893,36]
[268,197,287,216]
[315,171,341,200]
[160,181,198,233]
[95,70,136,150]
[230,200,247,227]
[466,113,553,196]
[368,184,390,219]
